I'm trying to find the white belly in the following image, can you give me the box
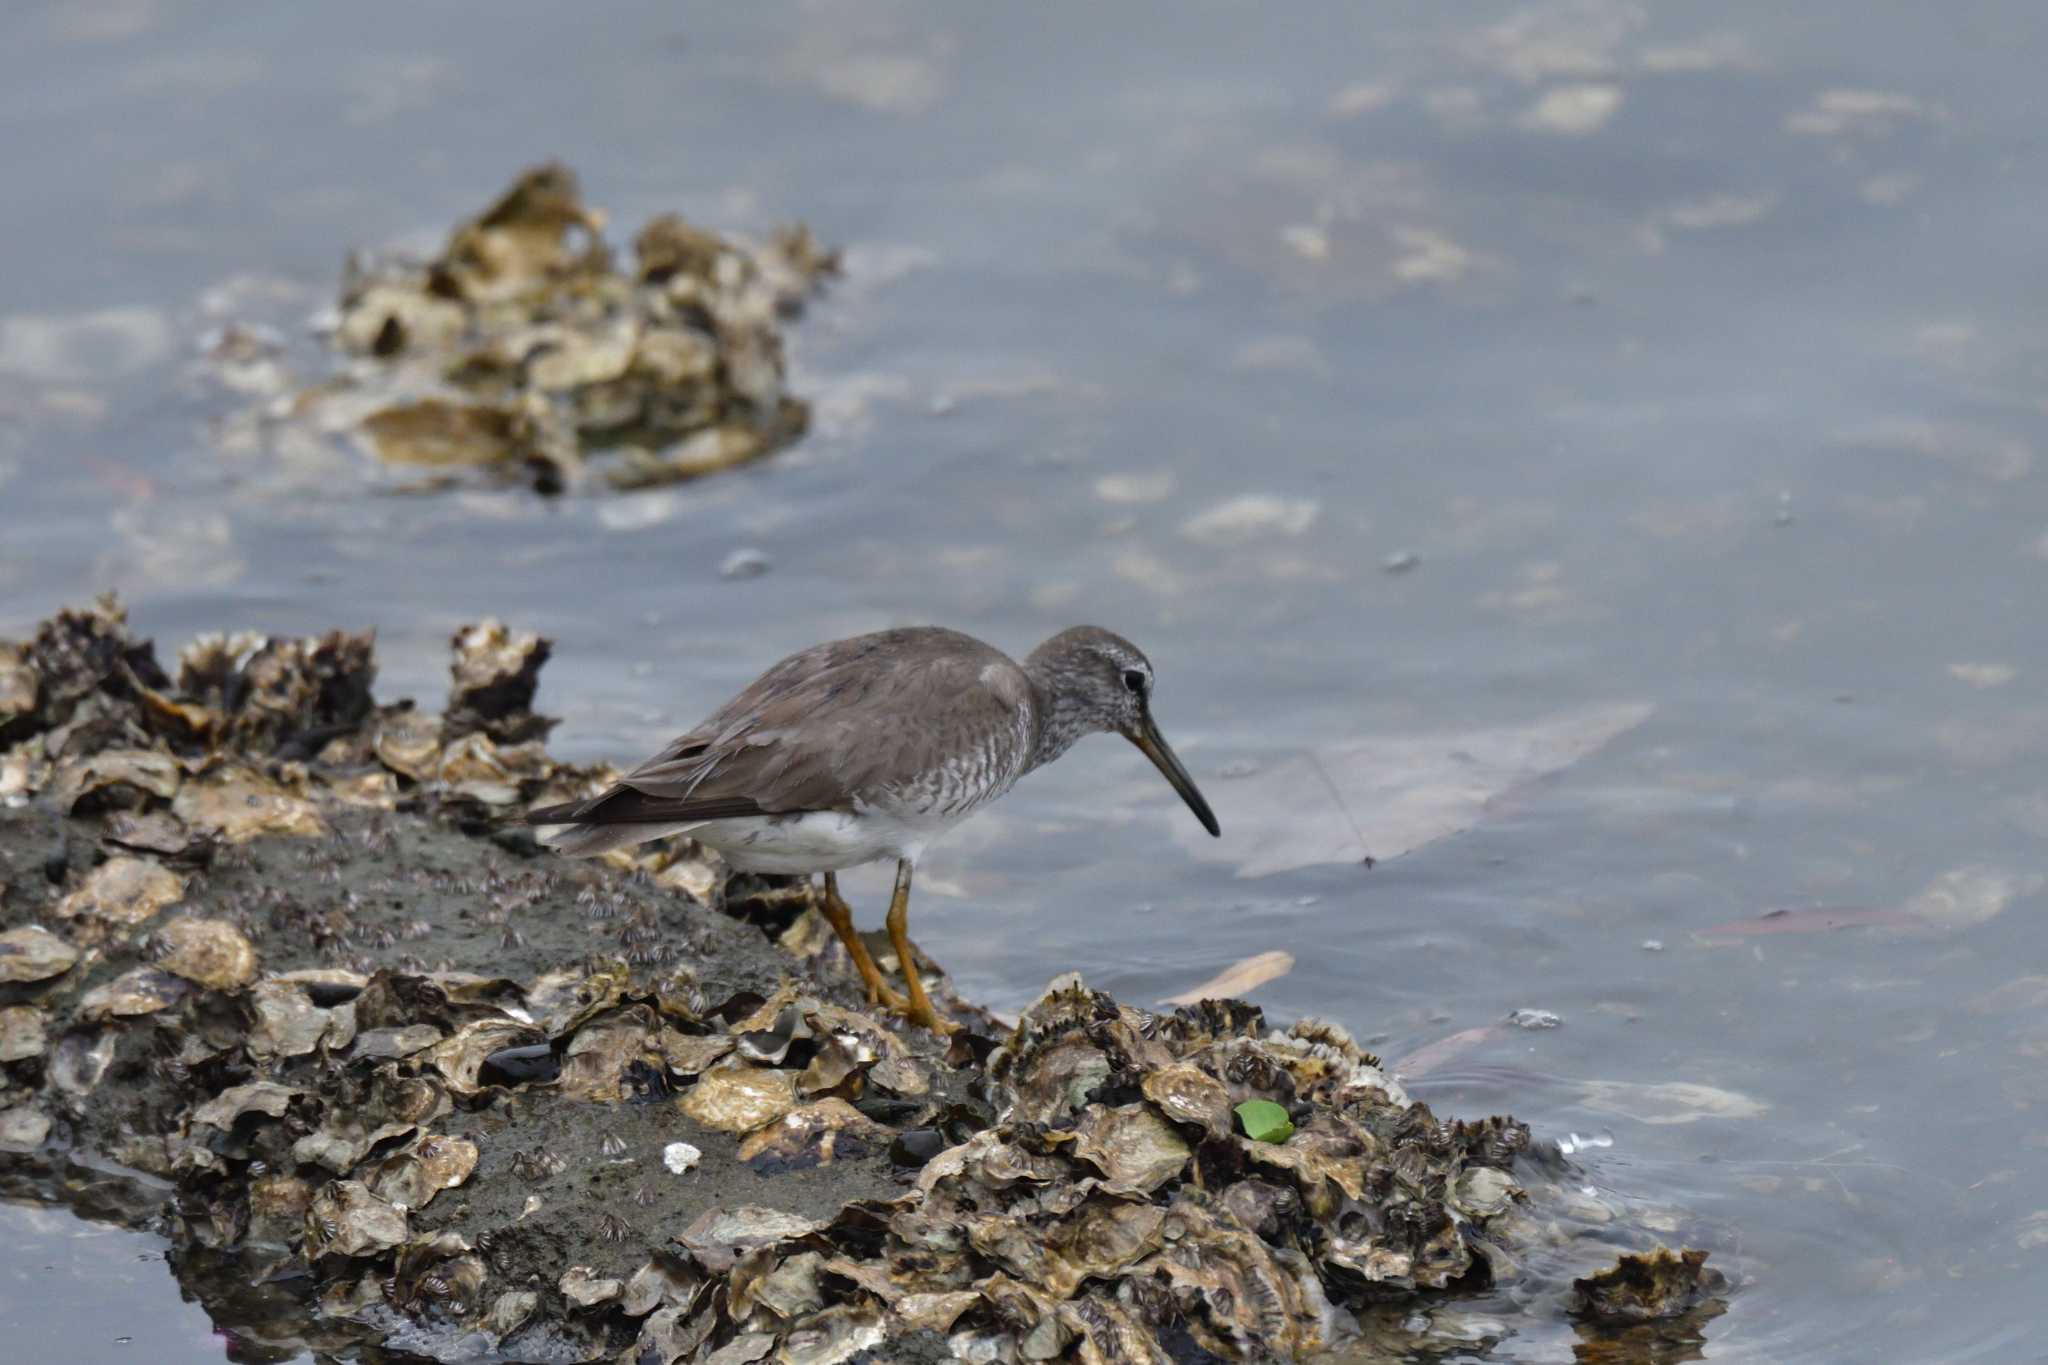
[689,810,950,874]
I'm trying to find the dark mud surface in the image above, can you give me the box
[0,601,1721,1362]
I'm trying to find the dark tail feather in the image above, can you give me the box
[536,821,686,857]
[524,786,768,828]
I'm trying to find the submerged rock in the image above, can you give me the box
[1571,1247,1728,1322]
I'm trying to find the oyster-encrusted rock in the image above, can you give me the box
[288,163,833,496]
[0,598,1653,1365]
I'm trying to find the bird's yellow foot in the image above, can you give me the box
[901,996,961,1036]
[863,975,911,1014]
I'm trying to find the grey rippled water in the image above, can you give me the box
[4,2,2048,1359]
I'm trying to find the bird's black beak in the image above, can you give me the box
[1128,713,1220,837]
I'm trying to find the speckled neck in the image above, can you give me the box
[1022,646,1097,772]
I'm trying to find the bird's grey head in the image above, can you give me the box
[1027,625,1155,736]
[1025,626,1220,837]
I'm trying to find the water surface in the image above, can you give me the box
[4,2,2047,1359]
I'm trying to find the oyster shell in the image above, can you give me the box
[55,856,185,935]
[0,642,36,733]
[101,810,195,856]
[420,1018,538,1095]
[372,709,442,781]
[245,979,353,1060]
[369,1134,479,1211]
[1070,1103,1190,1195]
[678,1064,799,1133]
[559,1264,623,1308]
[173,767,326,842]
[247,1171,316,1244]
[736,1099,891,1173]
[620,1253,703,1317]
[0,1005,48,1061]
[305,1180,410,1258]
[1140,1063,1234,1138]
[49,747,181,812]
[677,1205,828,1273]
[446,619,552,740]
[153,917,258,991]
[48,1027,116,1097]
[0,1105,52,1153]
[190,1081,302,1131]
[79,967,192,1020]
[0,925,79,983]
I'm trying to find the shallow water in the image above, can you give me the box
[5,1,2048,1359]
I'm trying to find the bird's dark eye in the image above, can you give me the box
[1122,669,1146,694]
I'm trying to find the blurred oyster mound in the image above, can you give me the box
[303,162,835,493]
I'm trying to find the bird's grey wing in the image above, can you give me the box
[628,636,1026,813]
[527,629,1025,828]
[611,635,897,806]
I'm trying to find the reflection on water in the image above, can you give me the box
[6,0,2048,1358]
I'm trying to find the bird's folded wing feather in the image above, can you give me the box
[530,630,1029,827]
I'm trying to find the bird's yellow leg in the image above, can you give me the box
[818,873,907,1012]
[886,859,958,1034]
